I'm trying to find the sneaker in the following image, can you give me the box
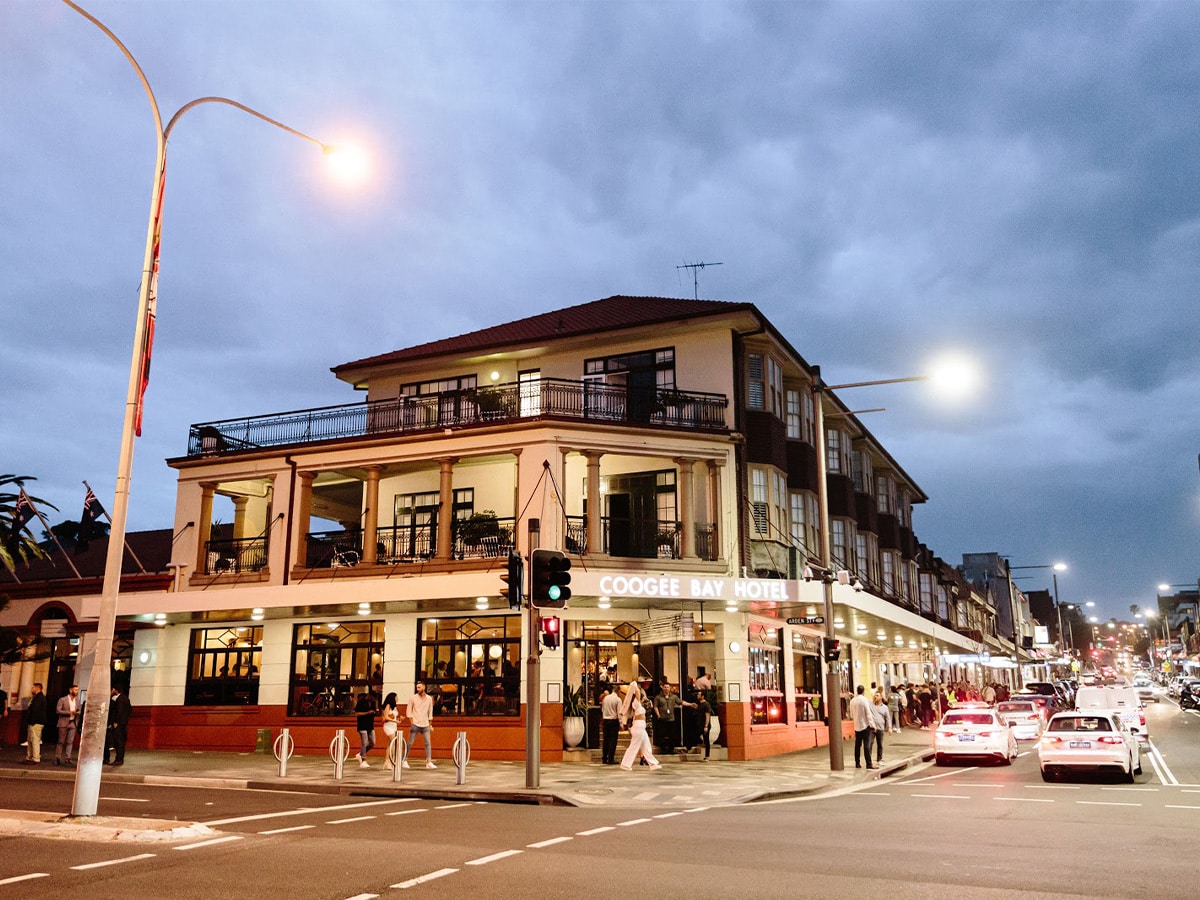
[401,760,411,769]
[360,760,370,769]
[620,765,633,771]
[425,761,437,769]
[648,763,662,770]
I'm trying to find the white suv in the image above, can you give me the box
[1075,685,1147,741]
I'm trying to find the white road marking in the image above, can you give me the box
[387,809,428,816]
[1101,787,1158,792]
[652,812,683,818]
[993,797,1053,803]
[393,868,458,889]
[343,894,378,900]
[577,826,615,835]
[100,796,150,803]
[617,818,653,826]
[899,766,979,784]
[71,853,156,870]
[632,792,659,801]
[1165,805,1200,810]
[527,836,573,848]
[912,794,970,800]
[1076,800,1141,807]
[851,791,890,796]
[327,816,376,824]
[435,803,472,810]
[1027,784,1079,790]
[174,835,245,851]
[259,825,315,835]
[465,849,522,866]
[0,874,49,885]
[683,806,709,813]
[205,797,414,826]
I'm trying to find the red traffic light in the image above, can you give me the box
[540,614,561,650]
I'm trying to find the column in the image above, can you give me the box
[195,482,216,575]
[436,458,457,561]
[707,459,724,561]
[295,471,315,568]
[363,465,381,564]
[675,457,697,559]
[583,450,603,556]
[232,496,248,541]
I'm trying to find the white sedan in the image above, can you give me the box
[1038,711,1141,782]
[934,708,1018,766]
[995,699,1045,740]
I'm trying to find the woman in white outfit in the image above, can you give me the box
[619,682,661,770]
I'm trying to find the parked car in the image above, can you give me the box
[1038,711,1141,782]
[1013,693,1062,722]
[995,699,1045,740]
[934,707,1018,766]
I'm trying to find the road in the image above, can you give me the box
[2,693,1198,899]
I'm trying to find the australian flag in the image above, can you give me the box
[6,488,36,557]
[77,488,107,553]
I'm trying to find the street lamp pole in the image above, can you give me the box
[812,367,928,772]
[64,0,334,817]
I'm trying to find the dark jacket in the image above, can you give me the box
[25,692,47,728]
[108,692,132,729]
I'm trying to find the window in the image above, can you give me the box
[791,632,823,722]
[751,468,768,535]
[518,369,541,416]
[876,474,894,515]
[897,489,912,528]
[767,357,783,416]
[772,470,788,541]
[786,389,802,439]
[748,622,784,725]
[919,572,935,616]
[882,551,896,595]
[852,450,874,494]
[417,616,521,717]
[826,427,842,474]
[386,488,474,560]
[185,626,263,706]
[290,621,385,717]
[748,353,765,409]
[790,491,818,557]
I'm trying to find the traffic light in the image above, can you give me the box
[822,637,842,663]
[540,614,561,650]
[530,548,572,608]
[500,551,524,610]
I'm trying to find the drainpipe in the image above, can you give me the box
[283,456,297,585]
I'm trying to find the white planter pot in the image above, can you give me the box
[563,716,585,748]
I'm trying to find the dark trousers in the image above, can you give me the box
[700,724,711,758]
[105,726,127,763]
[854,728,875,767]
[875,727,884,762]
[602,718,619,764]
[656,719,676,752]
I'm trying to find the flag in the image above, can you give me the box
[77,488,107,553]
[135,166,166,438]
[6,488,36,557]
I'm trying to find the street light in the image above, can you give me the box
[811,361,976,772]
[64,0,347,817]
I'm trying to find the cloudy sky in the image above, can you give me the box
[3,1,1198,622]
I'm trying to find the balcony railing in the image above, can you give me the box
[565,516,717,561]
[187,379,727,457]
[204,537,268,575]
[305,518,517,569]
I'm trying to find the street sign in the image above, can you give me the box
[786,616,825,625]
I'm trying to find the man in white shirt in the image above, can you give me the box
[403,682,436,769]
[848,684,876,770]
[600,687,622,764]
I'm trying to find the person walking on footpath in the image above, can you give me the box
[380,691,400,770]
[22,682,48,764]
[55,684,81,766]
[105,686,132,766]
[695,687,713,760]
[403,681,436,769]
[354,690,378,768]
[600,687,621,764]
[871,691,888,765]
[849,684,875,770]
[888,685,903,734]
[619,682,661,770]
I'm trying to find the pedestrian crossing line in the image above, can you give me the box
[465,849,522,866]
[392,868,458,889]
[0,874,49,886]
[577,826,615,835]
[528,836,573,848]
[993,797,1053,803]
[174,835,245,851]
[616,818,653,826]
[328,816,377,825]
[71,853,156,870]
[259,825,315,835]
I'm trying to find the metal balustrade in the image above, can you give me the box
[204,537,268,575]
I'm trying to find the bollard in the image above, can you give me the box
[330,729,351,780]
[452,730,470,786]
[273,727,295,778]
[388,734,408,783]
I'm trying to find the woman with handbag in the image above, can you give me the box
[380,692,399,771]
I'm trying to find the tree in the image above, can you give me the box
[0,474,56,572]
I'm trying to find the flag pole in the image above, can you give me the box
[83,480,147,574]
[25,491,83,579]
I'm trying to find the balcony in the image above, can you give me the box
[187,379,728,457]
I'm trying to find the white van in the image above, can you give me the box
[1075,685,1147,741]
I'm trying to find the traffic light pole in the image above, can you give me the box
[525,598,540,789]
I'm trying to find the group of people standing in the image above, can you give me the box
[15,683,130,767]
[598,668,717,770]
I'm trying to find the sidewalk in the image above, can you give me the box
[0,727,935,839]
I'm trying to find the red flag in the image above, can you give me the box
[135,168,166,438]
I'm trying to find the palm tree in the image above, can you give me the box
[0,473,56,572]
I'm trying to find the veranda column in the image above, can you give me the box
[231,496,248,540]
[295,471,315,568]
[195,482,216,575]
[675,457,697,559]
[436,458,457,561]
[584,450,603,555]
[363,465,381,564]
[707,459,724,561]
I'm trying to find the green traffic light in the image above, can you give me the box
[548,585,561,601]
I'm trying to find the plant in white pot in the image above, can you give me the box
[562,684,587,748]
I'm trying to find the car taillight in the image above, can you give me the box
[936,730,953,738]
[1140,712,1146,725]
[1041,736,1062,744]
[978,731,996,737]
[1098,736,1123,745]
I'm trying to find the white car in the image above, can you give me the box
[1075,685,1148,741]
[1039,711,1141,782]
[995,699,1045,740]
[934,707,1018,766]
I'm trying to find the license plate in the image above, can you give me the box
[1069,741,1091,748]
[957,734,976,742]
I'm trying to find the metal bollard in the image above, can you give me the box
[388,734,408,783]
[330,729,351,780]
[273,728,295,778]
[452,730,470,786]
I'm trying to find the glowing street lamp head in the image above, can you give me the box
[925,352,981,402]
[322,143,370,187]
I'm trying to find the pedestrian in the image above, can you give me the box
[22,682,48,764]
[871,691,888,764]
[354,690,378,768]
[849,684,875,770]
[402,681,436,769]
[887,686,902,734]
[983,682,997,705]
[600,686,622,764]
[653,676,675,753]
[695,687,713,760]
[619,682,661,770]
[55,684,81,766]
[380,691,400,770]
[105,686,131,766]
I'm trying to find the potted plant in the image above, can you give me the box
[562,684,588,748]
[458,510,501,548]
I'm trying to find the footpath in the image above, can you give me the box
[0,727,935,841]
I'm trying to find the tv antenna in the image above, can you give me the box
[676,260,723,299]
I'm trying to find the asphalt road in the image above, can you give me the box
[3,691,1199,899]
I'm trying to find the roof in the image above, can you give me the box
[0,529,173,587]
[331,295,755,377]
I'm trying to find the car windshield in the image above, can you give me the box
[943,713,996,726]
[1048,716,1113,733]
[997,703,1035,713]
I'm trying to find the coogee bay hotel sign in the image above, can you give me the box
[575,571,796,604]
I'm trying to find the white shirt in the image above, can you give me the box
[406,692,433,727]
[849,693,874,731]
[601,692,622,719]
